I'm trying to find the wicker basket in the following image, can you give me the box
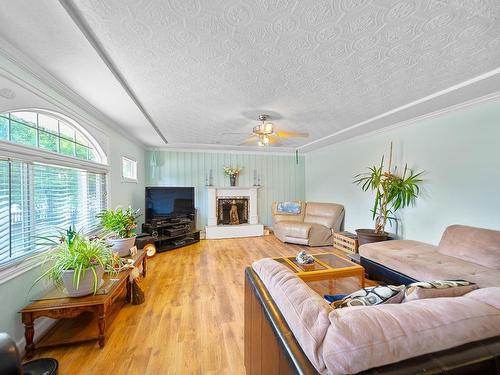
[333,231,358,254]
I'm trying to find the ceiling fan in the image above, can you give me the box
[225,114,308,147]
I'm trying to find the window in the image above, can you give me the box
[0,159,107,266]
[0,110,108,267]
[0,111,101,162]
[122,156,137,182]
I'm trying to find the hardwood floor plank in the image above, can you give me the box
[28,236,366,374]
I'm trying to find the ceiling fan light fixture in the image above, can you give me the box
[261,122,271,133]
[247,113,307,147]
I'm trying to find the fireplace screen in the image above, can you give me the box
[217,197,249,225]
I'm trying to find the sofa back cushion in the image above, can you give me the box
[252,258,332,374]
[272,201,305,225]
[304,202,344,229]
[323,287,500,375]
[403,280,479,302]
[438,225,500,269]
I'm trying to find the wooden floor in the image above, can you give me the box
[30,236,367,374]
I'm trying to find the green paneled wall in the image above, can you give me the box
[146,150,305,229]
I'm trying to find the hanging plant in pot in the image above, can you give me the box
[97,207,141,257]
[33,227,121,297]
[353,143,424,246]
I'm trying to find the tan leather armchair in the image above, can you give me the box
[272,201,344,246]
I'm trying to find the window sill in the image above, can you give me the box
[0,256,44,285]
[122,177,138,183]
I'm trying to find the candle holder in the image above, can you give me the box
[206,169,213,186]
[253,169,261,186]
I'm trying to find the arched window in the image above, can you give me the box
[0,110,108,267]
[0,110,104,163]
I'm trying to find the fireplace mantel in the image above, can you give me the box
[205,186,264,239]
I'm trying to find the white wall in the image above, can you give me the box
[108,139,145,222]
[306,99,500,245]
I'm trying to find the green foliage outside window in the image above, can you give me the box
[10,120,37,147]
[39,130,59,152]
[0,112,99,162]
[0,116,8,140]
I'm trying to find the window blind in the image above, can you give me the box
[0,159,107,266]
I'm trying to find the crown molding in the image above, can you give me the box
[149,143,299,156]
[299,67,500,153]
[0,36,148,149]
[304,90,500,154]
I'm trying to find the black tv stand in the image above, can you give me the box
[138,213,200,252]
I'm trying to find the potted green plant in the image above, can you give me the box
[97,207,140,256]
[224,167,241,186]
[353,143,424,246]
[34,227,120,297]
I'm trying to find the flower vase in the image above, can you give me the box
[230,175,237,186]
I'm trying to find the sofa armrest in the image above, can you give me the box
[244,267,318,375]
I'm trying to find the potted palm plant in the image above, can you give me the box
[353,143,424,246]
[34,227,120,297]
[97,207,140,257]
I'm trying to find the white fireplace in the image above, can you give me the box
[205,186,264,239]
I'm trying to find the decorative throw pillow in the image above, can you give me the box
[276,201,302,214]
[403,280,478,302]
[324,294,347,304]
[331,285,405,309]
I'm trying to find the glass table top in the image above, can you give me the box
[274,252,359,273]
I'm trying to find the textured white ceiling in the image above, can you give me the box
[0,0,500,150]
[69,0,500,148]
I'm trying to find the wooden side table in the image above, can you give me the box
[20,251,146,359]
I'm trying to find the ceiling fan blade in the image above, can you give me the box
[239,135,258,146]
[267,136,282,146]
[274,130,309,137]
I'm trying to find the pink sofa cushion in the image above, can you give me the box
[464,286,500,309]
[252,258,332,374]
[323,287,500,375]
[438,225,500,269]
[403,280,479,302]
[359,239,500,288]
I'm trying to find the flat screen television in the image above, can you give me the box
[145,187,195,222]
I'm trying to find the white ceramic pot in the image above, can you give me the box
[62,266,104,297]
[108,236,136,257]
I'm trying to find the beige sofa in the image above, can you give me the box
[359,225,500,288]
[272,201,344,246]
[248,258,500,374]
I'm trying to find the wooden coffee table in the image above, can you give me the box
[273,252,365,288]
[20,250,146,359]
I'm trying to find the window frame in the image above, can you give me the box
[0,111,109,283]
[0,109,107,165]
[121,155,138,183]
